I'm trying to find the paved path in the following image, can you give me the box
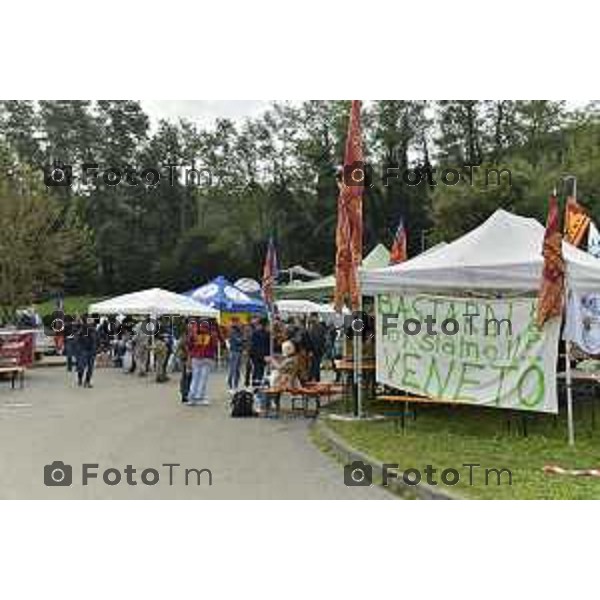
[0,366,392,499]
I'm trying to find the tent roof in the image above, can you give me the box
[277,244,390,300]
[275,299,350,318]
[234,278,262,295]
[276,299,324,315]
[186,276,265,313]
[89,288,219,317]
[362,209,600,294]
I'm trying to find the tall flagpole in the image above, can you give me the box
[565,286,575,445]
[334,101,364,418]
[355,297,363,417]
[262,237,278,371]
[564,178,576,445]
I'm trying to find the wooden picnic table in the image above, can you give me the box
[373,392,534,437]
[334,359,376,371]
[334,358,377,411]
[557,369,600,429]
[260,382,342,417]
[557,369,600,382]
[0,363,25,389]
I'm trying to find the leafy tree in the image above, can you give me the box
[0,166,94,320]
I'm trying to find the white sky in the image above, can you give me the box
[140,100,271,128]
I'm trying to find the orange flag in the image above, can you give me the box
[537,194,565,328]
[564,195,590,247]
[334,100,364,312]
[389,217,407,265]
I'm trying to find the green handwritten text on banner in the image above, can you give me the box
[375,293,560,413]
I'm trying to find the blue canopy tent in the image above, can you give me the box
[185,276,265,315]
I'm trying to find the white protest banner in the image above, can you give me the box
[564,290,600,355]
[376,293,561,413]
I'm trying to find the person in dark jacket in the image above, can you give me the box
[307,313,326,382]
[64,313,78,372]
[74,316,98,388]
[242,323,254,387]
[175,330,190,402]
[227,322,244,391]
[249,319,271,386]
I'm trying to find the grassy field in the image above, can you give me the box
[324,396,600,499]
[35,295,103,318]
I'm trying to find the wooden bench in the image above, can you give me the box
[374,394,461,432]
[260,384,343,418]
[375,394,532,436]
[0,359,25,389]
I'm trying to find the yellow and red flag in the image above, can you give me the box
[334,100,364,312]
[564,195,590,247]
[537,194,565,328]
[389,217,407,265]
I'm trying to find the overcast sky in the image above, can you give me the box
[139,100,593,132]
[140,100,271,128]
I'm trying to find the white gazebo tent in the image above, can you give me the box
[89,288,219,372]
[275,299,350,326]
[361,209,600,444]
[89,288,219,318]
[362,210,600,294]
[275,299,324,317]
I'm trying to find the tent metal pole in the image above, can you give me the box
[565,335,575,446]
[354,296,363,418]
[269,310,274,365]
[565,180,576,445]
[217,312,222,369]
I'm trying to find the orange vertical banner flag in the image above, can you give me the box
[389,217,407,265]
[334,100,364,312]
[537,194,565,328]
[564,195,590,247]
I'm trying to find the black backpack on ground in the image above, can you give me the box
[231,390,256,417]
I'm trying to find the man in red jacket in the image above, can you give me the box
[186,319,220,405]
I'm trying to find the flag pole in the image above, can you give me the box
[268,308,274,367]
[565,179,576,445]
[565,291,575,446]
[354,297,363,417]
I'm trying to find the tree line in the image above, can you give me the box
[1,100,599,317]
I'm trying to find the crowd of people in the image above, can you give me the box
[225,314,342,392]
[53,312,345,407]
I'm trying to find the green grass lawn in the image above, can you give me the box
[35,295,103,318]
[324,397,600,499]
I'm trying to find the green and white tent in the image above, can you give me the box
[276,243,390,302]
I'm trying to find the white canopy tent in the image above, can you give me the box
[275,299,325,316]
[89,288,219,318]
[275,300,351,328]
[361,209,600,446]
[362,209,600,294]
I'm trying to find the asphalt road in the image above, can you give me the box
[0,364,391,499]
